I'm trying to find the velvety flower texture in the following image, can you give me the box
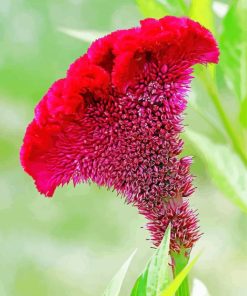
[20,16,219,253]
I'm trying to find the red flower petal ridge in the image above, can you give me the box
[20,16,219,252]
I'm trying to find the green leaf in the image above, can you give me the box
[58,27,105,42]
[189,0,215,78]
[103,250,136,296]
[219,0,247,103]
[136,0,187,18]
[131,225,171,296]
[136,0,168,18]
[219,1,243,101]
[157,0,188,14]
[240,43,247,104]
[239,0,247,102]
[171,251,190,296]
[186,130,247,212]
[131,263,149,296]
[239,97,247,127]
[188,89,225,138]
[160,254,200,296]
[189,0,214,33]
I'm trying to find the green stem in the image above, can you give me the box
[200,72,247,166]
[171,251,190,296]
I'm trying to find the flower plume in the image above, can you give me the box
[20,16,219,252]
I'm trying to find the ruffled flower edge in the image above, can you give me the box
[20,16,219,196]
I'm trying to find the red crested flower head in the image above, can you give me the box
[20,16,219,252]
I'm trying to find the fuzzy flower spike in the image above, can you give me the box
[20,16,219,253]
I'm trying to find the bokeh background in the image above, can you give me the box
[0,0,246,295]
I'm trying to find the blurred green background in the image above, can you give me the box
[0,0,246,295]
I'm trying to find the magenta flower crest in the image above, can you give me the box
[20,16,219,253]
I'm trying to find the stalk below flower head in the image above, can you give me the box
[20,16,219,253]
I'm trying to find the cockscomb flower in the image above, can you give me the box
[20,16,219,253]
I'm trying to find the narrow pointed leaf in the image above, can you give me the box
[131,263,149,296]
[131,225,171,296]
[103,250,136,296]
[160,254,200,296]
[59,27,105,42]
